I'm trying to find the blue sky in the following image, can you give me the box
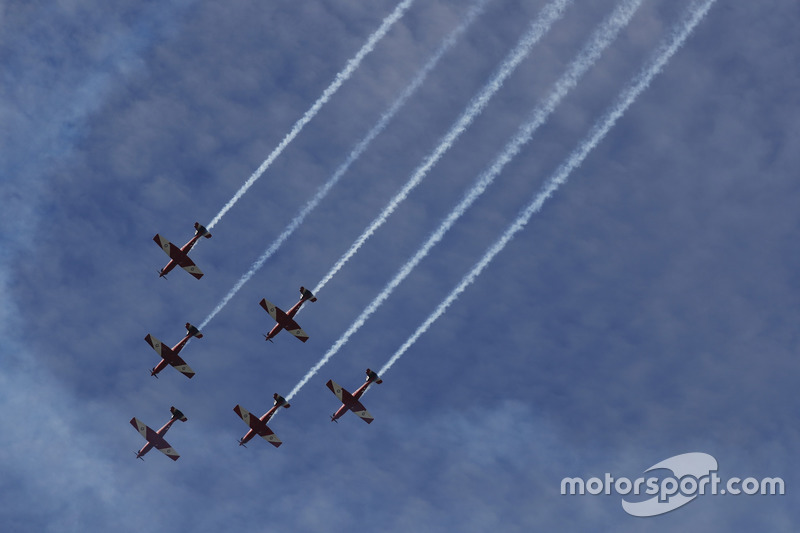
[1,0,798,531]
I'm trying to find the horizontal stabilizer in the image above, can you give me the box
[170,407,188,422]
[185,323,203,338]
[194,222,212,238]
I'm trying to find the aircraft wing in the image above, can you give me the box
[167,354,195,379]
[260,299,308,342]
[153,234,203,279]
[145,334,174,359]
[259,298,283,322]
[130,417,180,460]
[259,431,282,447]
[152,438,180,460]
[326,380,374,423]
[347,401,373,423]
[233,405,282,447]
[153,234,179,258]
[284,324,309,342]
[233,405,262,431]
[174,255,203,280]
[144,334,195,378]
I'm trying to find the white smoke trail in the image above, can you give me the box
[206,0,415,230]
[311,0,573,295]
[198,0,490,330]
[379,0,717,376]
[286,0,642,401]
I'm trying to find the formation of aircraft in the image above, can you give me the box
[130,406,188,461]
[154,222,211,279]
[232,393,290,447]
[135,221,385,460]
[144,322,202,379]
[326,368,383,424]
[260,286,317,343]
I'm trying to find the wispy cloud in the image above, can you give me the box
[286,0,648,401]
[311,0,574,296]
[206,0,416,230]
[379,0,719,377]
[0,2,194,253]
[198,0,490,329]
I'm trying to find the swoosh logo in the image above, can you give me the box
[622,452,718,517]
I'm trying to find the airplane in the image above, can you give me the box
[233,393,290,447]
[326,368,383,424]
[130,406,188,461]
[154,222,211,279]
[260,286,317,343]
[144,322,202,378]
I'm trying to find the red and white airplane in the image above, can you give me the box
[144,322,202,378]
[233,393,290,447]
[260,286,317,343]
[130,406,188,461]
[154,222,211,279]
[326,368,383,424]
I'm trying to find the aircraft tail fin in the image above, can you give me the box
[273,394,290,409]
[299,286,317,303]
[366,368,383,384]
[170,406,188,422]
[194,222,212,239]
[185,323,203,338]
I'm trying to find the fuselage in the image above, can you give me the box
[150,332,193,376]
[240,404,281,445]
[265,295,314,341]
[135,418,177,459]
[159,233,203,277]
[331,378,376,422]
